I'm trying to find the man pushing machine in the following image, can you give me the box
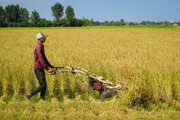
[26,33,125,101]
[26,33,54,100]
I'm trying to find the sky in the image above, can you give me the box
[0,0,180,22]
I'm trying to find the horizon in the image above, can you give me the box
[0,0,180,22]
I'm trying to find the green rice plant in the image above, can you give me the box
[11,70,21,98]
[1,70,10,97]
[46,73,56,96]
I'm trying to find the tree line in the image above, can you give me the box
[0,3,126,27]
[0,3,78,27]
[0,3,179,27]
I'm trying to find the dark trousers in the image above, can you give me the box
[31,68,47,99]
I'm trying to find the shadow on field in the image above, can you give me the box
[53,78,63,101]
[0,81,2,97]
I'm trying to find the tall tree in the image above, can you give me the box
[30,10,41,26]
[0,6,5,26]
[120,19,126,26]
[20,8,29,26]
[5,4,20,23]
[90,18,94,26]
[51,2,64,21]
[65,5,75,26]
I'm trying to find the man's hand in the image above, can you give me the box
[51,65,55,68]
[48,68,54,73]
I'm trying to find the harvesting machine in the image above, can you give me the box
[51,66,127,100]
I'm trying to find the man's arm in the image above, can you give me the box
[44,55,54,68]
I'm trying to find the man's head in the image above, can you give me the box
[36,33,48,43]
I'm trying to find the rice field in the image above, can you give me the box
[0,26,180,119]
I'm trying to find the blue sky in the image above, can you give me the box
[0,0,180,22]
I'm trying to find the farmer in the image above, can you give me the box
[26,33,54,100]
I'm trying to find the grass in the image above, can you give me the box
[0,27,180,119]
[0,25,176,30]
[0,98,179,120]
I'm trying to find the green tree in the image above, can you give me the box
[104,21,109,26]
[65,5,75,26]
[30,10,41,26]
[75,19,83,26]
[39,18,48,27]
[129,22,138,26]
[38,18,52,27]
[90,18,94,26]
[94,21,101,26]
[110,21,115,26]
[0,6,5,26]
[5,4,21,24]
[20,8,29,26]
[82,18,91,26]
[51,2,64,21]
[120,19,126,26]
